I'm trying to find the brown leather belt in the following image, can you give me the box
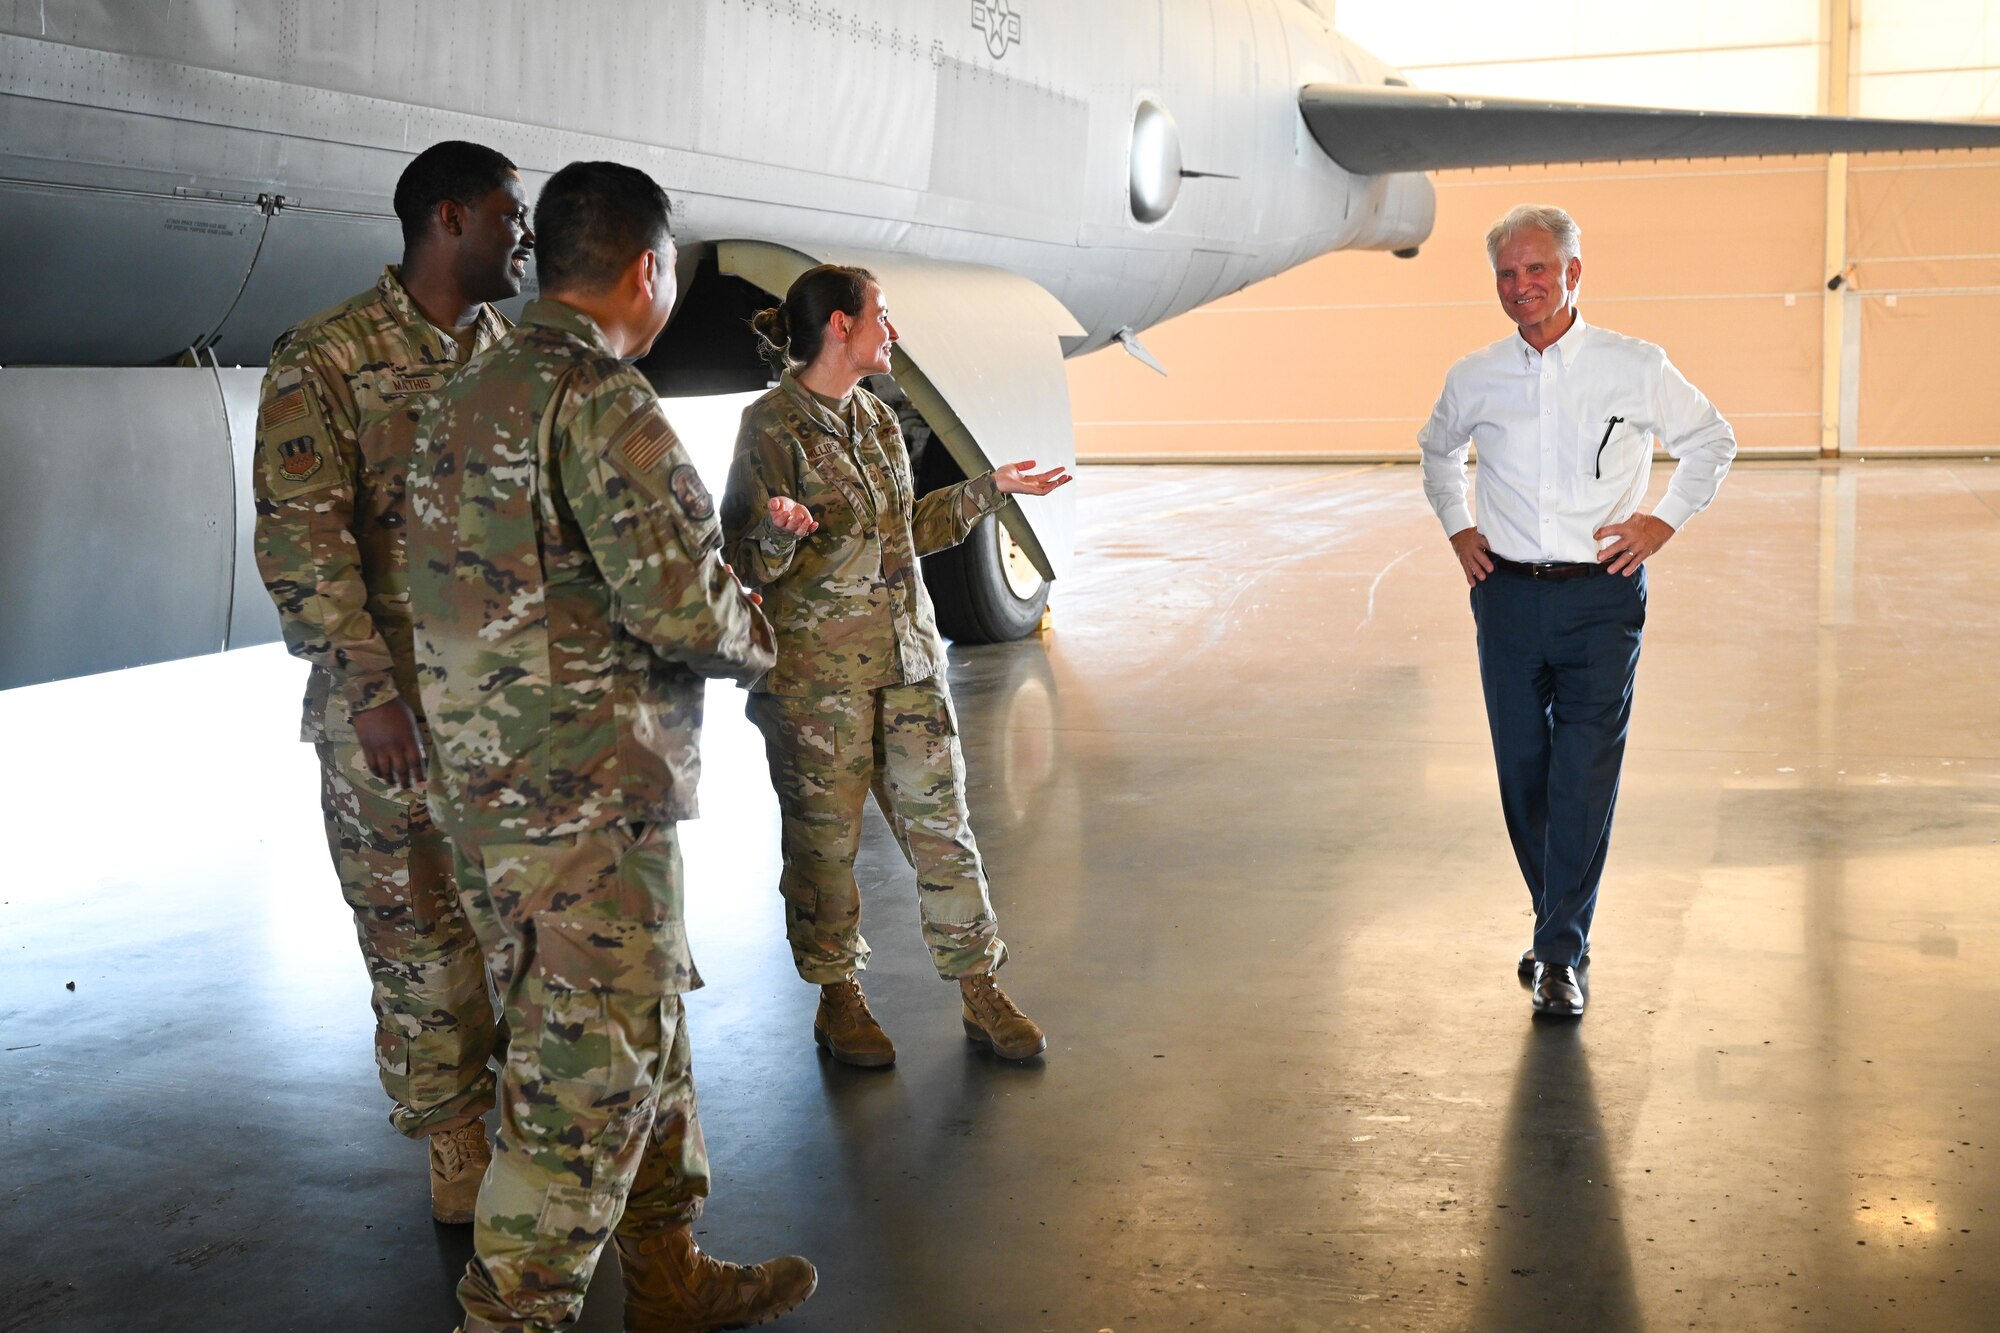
[1490,554,1604,582]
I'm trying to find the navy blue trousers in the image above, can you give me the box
[1470,566,1646,970]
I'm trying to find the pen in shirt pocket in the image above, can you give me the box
[1592,415,1627,480]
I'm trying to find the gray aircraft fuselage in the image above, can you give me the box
[1,0,1441,690]
[9,1,1992,690]
[0,0,1432,369]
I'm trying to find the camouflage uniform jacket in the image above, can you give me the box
[720,372,1002,696]
[253,265,510,741]
[408,299,776,845]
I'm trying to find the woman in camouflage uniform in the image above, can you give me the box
[722,264,1069,1066]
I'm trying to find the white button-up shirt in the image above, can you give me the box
[1418,314,1737,562]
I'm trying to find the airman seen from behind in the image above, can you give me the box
[409,160,816,1333]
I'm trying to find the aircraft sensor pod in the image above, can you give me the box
[1128,99,1183,224]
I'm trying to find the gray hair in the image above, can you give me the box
[1485,204,1582,268]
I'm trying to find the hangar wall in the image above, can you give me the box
[1067,0,2000,460]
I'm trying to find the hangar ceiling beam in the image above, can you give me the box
[1821,0,1857,459]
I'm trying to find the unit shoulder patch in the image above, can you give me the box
[258,381,342,500]
[276,435,325,484]
[603,405,718,537]
[668,464,714,522]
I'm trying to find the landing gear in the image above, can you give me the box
[901,403,1050,645]
[924,494,1050,644]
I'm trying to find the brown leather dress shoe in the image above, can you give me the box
[1531,962,1586,1017]
[814,977,895,1067]
[1518,941,1591,977]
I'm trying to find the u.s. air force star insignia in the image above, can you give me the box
[669,464,715,522]
[971,0,1021,59]
[277,435,323,482]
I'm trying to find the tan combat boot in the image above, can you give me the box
[616,1224,818,1331]
[427,1120,492,1225]
[960,972,1047,1060]
[814,977,895,1067]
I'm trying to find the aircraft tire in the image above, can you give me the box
[924,513,1050,644]
[915,444,1048,644]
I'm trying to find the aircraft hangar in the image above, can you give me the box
[2,2,1997,1330]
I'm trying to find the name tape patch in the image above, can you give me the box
[379,372,442,397]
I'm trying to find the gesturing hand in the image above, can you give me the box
[1449,526,1495,586]
[1594,513,1675,576]
[767,495,819,536]
[353,698,426,790]
[993,460,1072,496]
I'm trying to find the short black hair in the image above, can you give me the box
[534,161,674,296]
[393,140,519,247]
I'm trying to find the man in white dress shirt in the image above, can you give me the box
[1418,204,1736,1018]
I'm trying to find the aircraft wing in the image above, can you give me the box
[1300,84,2000,175]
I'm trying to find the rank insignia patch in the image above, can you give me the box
[277,435,324,483]
[669,464,715,522]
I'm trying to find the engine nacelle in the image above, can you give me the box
[1339,170,1438,253]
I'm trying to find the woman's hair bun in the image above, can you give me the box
[750,305,790,346]
[751,268,875,372]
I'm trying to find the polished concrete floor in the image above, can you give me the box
[3,459,1997,1332]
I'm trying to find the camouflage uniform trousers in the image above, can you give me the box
[448,820,709,1332]
[315,738,498,1138]
[745,673,1008,984]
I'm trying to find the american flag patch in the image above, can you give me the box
[616,412,675,474]
[260,386,310,431]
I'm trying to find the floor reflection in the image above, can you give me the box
[4,461,1998,1330]
[1477,1017,1642,1331]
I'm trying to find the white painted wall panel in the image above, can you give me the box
[1859,69,2000,119]
[1336,0,1819,80]
[1393,48,1821,114]
[1857,0,2000,73]
[1857,0,2000,118]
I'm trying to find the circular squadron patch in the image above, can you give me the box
[669,464,714,522]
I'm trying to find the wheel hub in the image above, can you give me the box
[998,523,1044,601]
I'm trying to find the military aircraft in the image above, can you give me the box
[5,0,1998,689]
